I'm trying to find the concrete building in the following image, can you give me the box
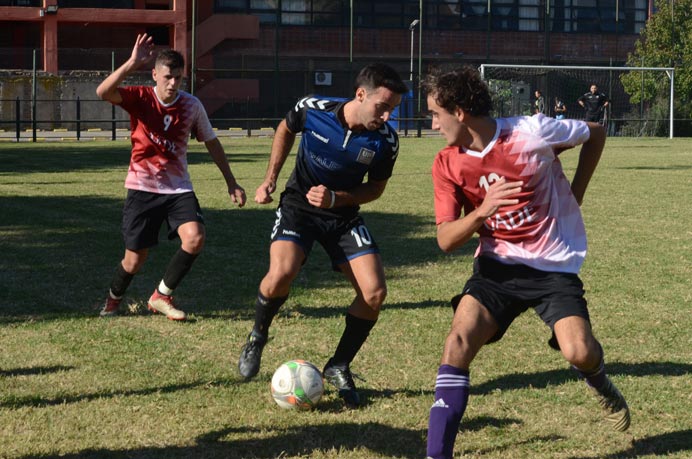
[0,0,649,123]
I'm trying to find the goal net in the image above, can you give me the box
[479,64,675,138]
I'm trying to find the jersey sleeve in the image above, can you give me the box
[285,97,309,133]
[367,124,399,182]
[116,86,144,113]
[533,114,590,153]
[432,150,468,225]
[191,97,216,142]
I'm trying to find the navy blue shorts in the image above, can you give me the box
[121,190,203,251]
[453,256,590,344]
[270,204,379,269]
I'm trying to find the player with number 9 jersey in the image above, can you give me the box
[95,34,246,322]
[119,85,216,194]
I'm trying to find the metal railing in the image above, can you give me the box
[0,97,431,141]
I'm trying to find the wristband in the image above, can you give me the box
[329,190,336,209]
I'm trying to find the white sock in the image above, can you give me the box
[157,280,174,296]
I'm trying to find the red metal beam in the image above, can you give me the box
[1,1,187,74]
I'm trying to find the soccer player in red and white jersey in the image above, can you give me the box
[96,33,246,320]
[422,67,630,459]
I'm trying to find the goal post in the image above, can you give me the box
[479,64,675,138]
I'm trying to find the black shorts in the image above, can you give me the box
[121,189,204,251]
[453,256,590,344]
[270,204,379,269]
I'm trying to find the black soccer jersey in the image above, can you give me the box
[281,95,400,218]
[578,91,608,117]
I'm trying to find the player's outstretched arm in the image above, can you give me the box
[96,33,155,105]
[205,137,246,208]
[437,177,522,253]
[255,120,296,204]
[571,122,605,206]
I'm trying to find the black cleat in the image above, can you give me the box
[238,332,266,380]
[323,360,361,408]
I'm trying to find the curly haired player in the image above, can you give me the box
[422,66,629,459]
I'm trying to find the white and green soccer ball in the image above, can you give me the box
[270,360,324,410]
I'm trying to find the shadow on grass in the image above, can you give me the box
[0,377,238,409]
[0,143,258,174]
[15,424,568,459]
[240,299,450,321]
[0,365,75,377]
[19,422,428,459]
[568,429,692,458]
[0,191,463,321]
[473,361,692,395]
[615,165,692,171]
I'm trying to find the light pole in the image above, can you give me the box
[409,19,419,82]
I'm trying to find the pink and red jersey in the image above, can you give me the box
[432,114,591,274]
[117,86,216,194]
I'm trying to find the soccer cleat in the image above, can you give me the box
[590,377,631,431]
[323,359,361,408]
[147,290,186,321]
[238,332,266,379]
[100,296,122,317]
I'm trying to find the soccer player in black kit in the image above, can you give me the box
[237,63,408,408]
[578,83,609,123]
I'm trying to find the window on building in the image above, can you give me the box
[518,0,540,31]
[460,0,488,31]
[213,0,646,33]
[58,0,134,7]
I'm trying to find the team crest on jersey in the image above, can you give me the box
[356,147,375,165]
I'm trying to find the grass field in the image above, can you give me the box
[0,136,690,459]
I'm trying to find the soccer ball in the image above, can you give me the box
[270,360,324,410]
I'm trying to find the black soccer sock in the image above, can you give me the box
[330,313,376,368]
[161,248,199,292]
[252,292,288,339]
[109,262,134,298]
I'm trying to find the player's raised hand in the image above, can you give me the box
[254,180,276,205]
[476,177,523,219]
[229,183,247,208]
[130,33,155,69]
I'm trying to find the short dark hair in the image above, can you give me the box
[421,66,492,117]
[155,49,185,71]
[354,63,408,95]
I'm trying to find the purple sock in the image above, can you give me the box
[426,364,470,459]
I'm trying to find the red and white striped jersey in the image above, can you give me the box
[117,86,216,194]
[432,114,591,274]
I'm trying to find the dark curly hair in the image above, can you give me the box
[421,66,492,117]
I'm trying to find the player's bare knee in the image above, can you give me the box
[445,329,468,353]
[263,271,297,297]
[560,340,593,368]
[121,254,146,273]
[181,232,205,253]
[362,285,387,310]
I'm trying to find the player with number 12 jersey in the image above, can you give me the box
[433,114,590,274]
